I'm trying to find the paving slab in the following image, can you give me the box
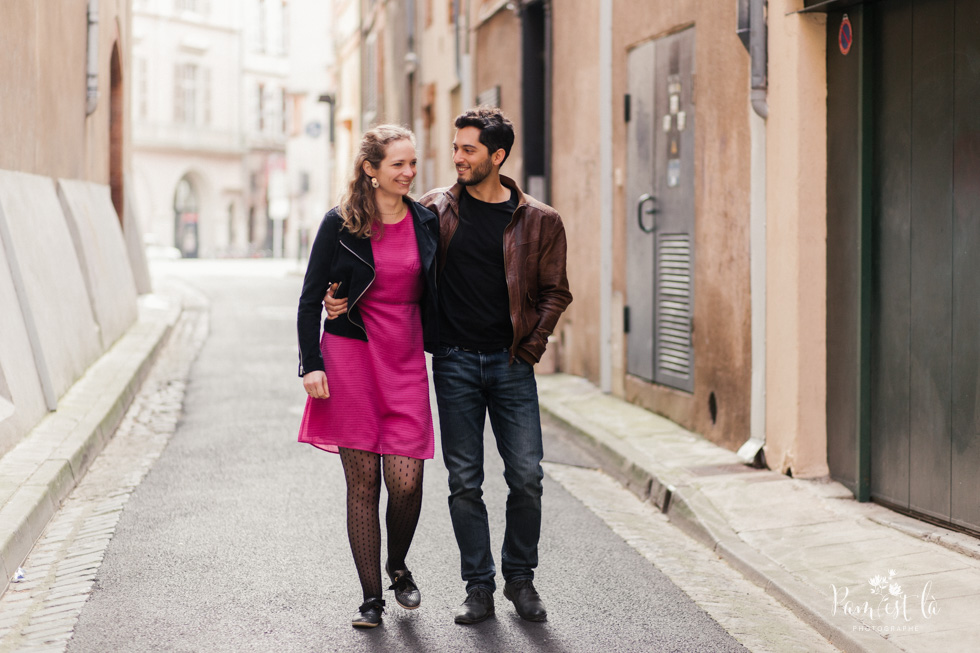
[537,373,980,653]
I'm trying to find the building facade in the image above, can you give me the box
[282,0,333,260]
[131,0,292,259]
[325,0,980,535]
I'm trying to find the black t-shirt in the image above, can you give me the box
[438,188,518,350]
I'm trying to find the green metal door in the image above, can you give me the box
[870,0,980,531]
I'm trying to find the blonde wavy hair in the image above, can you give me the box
[339,124,416,239]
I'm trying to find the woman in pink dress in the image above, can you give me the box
[296,125,438,628]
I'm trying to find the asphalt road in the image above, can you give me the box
[66,259,746,653]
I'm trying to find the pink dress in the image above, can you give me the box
[297,214,434,459]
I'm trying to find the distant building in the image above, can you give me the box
[283,0,333,260]
[131,0,291,258]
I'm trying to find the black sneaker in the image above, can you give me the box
[351,597,385,628]
[453,587,495,624]
[503,579,547,622]
[386,562,421,610]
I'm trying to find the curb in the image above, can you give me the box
[538,389,900,653]
[0,294,181,596]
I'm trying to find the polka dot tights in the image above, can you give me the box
[338,447,424,600]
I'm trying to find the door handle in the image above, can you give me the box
[637,193,657,233]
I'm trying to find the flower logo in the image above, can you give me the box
[833,569,940,628]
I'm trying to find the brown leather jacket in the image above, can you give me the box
[420,175,572,364]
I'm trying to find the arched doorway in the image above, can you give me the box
[174,176,199,258]
[110,42,124,224]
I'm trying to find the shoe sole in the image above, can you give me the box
[352,621,381,629]
[454,608,494,625]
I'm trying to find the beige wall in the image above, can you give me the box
[550,0,601,381]
[0,1,130,183]
[551,0,753,450]
[472,6,524,184]
[764,3,829,478]
[416,0,462,191]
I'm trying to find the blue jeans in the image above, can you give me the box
[432,346,544,593]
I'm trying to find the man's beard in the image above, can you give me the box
[457,157,494,186]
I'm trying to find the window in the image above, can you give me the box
[173,63,211,125]
[175,0,209,14]
[281,1,290,55]
[281,88,289,134]
[136,58,148,120]
[258,0,267,53]
[174,63,198,124]
[362,33,378,124]
[202,68,211,125]
[290,94,303,137]
[257,82,266,132]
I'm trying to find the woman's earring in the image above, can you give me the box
[371,177,379,189]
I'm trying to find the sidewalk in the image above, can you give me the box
[537,373,980,653]
[0,290,181,598]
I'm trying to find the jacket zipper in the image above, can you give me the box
[340,240,376,339]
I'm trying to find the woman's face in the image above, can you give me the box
[365,139,417,200]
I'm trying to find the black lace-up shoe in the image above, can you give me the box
[351,597,385,628]
[386,562,421,610]
[503,579,547,622]
[453,587,495,624]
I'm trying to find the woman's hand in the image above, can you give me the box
[323,282,348,320]
[303,371,330,399]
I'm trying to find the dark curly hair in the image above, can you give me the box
[454,107,515,166]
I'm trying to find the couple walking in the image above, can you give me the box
[296,107,572,628]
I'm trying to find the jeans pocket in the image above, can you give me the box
[432,345,456,360]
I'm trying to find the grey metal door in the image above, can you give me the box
[871,0,980,532]
[626,29,696,391]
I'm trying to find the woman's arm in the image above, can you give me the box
[297,213,340,377]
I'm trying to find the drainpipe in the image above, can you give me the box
[598,0,613,393]
[86,0,100,116]
[543,0,552,205]
[750,0,769,119]
[739,0,768,465]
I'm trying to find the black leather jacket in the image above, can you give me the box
[297,201,439,377]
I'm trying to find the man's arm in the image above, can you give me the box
[517,213,573,363]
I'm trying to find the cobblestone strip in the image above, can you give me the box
[543,463,844,653]
[0,289,208,653]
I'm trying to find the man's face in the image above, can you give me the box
[453,126,495,186]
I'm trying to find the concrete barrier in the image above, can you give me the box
[57,178,139,350]
[0,170,102,408]
[0,232,47,457]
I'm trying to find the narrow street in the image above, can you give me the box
[2,260,836,652]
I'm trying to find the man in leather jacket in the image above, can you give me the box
[420,108,571,625]
[324,108,571,624]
